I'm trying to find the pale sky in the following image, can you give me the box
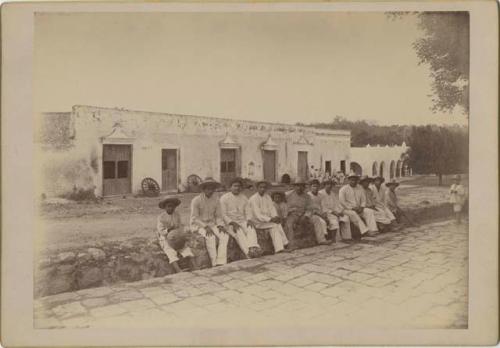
[34,12,468,126]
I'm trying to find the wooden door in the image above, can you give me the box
[220,149,237,188]
[103,144,132,196]
[263,150,276,182]
[325,161,332,176]
[297,151,308,181]
[162,149,178,191]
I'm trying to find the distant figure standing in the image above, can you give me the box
[449,175,467,224]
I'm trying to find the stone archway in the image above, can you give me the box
[372,162,378,176]
[350,162,363,176]
[396,160,402,177]
[390,160,396,179]
[379,161,386,178]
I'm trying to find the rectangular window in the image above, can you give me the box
[103,161,116,179]
[325,161,332,175]
[221,162,227,173]
[227,161,235,172]
[340,160,346,174]
[117,161,129,178]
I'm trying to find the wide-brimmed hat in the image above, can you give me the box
[199,177,221,189]
[270,191,286,201]
[255,180,270,188]
[347,173,360,179]
[453,174,461,180]
[227,177,245,187]
[373,176,385,183]
[309,179,321,186]
[386,179,400,187]
[158,197,181,209]
[322,179,335,185]
[359,175,373,184]
[292,179,308,186]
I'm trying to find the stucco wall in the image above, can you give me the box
[350,143,410,181]
[36,105,351,197]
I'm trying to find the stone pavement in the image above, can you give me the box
[35,219,468,329]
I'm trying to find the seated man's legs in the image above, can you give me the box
[339,215,352,240]
[373,208,392,225]
[342,209,369,234]
[362,208,378,232]
[198,226,229,266]
[326,213,340,230]
[285,214,299,249]
[227,224,250,257]
[325,213,340,241]
[267,223,285,253]
[310,215,328,244]
[158,234,180,264]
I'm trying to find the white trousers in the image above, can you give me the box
[227,224,260,256]
[373,206,396,224]
[310,215,328,243]
[197,225,229,267]
[254,222,288,253]
[343,208,378,234]
[158,234,194,264]
[325,213,352,240]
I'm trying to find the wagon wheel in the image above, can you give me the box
[141,177,160,197]
[186,174,202,193]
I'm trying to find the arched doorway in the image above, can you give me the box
[350,162,362,176]
[390,160,396,179]
[372,162,378,176]
[396,160,402,177]
[379,161,386,178]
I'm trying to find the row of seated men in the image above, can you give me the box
[156,173,403,273]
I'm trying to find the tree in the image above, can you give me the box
[388,12,469,116]
[406,125,468,185]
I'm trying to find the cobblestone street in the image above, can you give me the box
[35,219,468,330]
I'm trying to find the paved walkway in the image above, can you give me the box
[35,219,468,329]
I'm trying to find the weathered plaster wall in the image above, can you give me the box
[350,143,410,181]
[40,105,350,197]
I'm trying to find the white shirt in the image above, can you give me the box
[339,184,366,210]
[370,184,388,210]
[248,193,278,223]
[319,189,344,215]
[220,192,251,225]
[307,191,323,214]
[449,184,466,204]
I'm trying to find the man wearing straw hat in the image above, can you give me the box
[371,175,398,229]
[248,180,289,253]
[285,179,330,249]
[190,177,229,267]
[339,173,378,237]
[157,197,197,273]
[220,177,263,258]
[319,179,352,241]
[384,179,400,216]
[308,179,332,245]
[360,175,394,231]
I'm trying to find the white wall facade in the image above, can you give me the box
[37,105,351,197]
[350,143,411,181]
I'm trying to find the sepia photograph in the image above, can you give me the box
[1,1,498,346]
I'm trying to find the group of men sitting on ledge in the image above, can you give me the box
[156,173,405,273]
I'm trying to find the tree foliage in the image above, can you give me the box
[387,12,469,116]
[406,125,468,184]
[298,116,411,147]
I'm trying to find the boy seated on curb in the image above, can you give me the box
[157,197,197,273]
